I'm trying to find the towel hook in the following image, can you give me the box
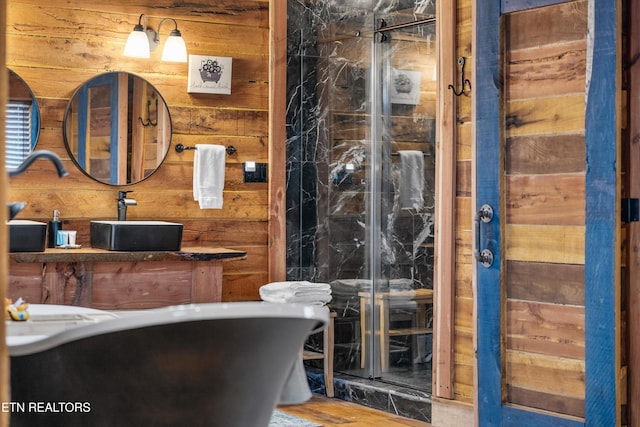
[138,99,158,127]
[448,57,472,97]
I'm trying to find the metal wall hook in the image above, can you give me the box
[448,57,472,96]
[138,99,158,127]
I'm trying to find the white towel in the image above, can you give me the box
[260,294,333,305]
[193,144,226,209]
[398,150,424,210]
[260,281,330,295]
[259,281,332,305]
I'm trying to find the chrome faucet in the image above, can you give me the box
[7,150,68,220]
[117,191,137,221]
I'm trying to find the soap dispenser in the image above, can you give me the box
[48,210,62,248]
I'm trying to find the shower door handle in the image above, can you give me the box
[474,204,494,268]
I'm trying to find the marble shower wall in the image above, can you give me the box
[286,0,437,289]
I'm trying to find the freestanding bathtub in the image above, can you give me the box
[6,302,328,427]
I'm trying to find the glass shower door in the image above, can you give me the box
[365,15,437,390]
[288,1,437,395]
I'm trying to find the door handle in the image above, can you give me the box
[474,204,494,268]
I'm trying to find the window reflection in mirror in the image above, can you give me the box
[6,69,40,171]
[63,72,172,185]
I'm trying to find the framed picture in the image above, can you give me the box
[187,55,232,94]
[390,69,421,105]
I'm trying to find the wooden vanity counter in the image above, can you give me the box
[8,247,247,309]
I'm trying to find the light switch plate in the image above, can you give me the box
[243,162,268,182]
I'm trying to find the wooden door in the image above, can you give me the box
[474,0,620,425]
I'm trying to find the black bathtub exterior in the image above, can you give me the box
[10,316,319,427]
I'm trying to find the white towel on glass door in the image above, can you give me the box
[193,144,226,209]
[398,150,424,210]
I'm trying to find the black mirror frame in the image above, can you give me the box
[62,71,173,186]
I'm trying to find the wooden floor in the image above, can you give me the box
[278,395,432,426]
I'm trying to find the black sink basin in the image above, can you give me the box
[8,220,47,252]
[90,221,183,251]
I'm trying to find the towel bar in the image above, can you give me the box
[175,144,237,155]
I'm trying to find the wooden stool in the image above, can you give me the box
[359,289,433,372]
[303,311,336,397]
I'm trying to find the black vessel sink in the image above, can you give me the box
[90,220,183,251]
[8,220,47,252]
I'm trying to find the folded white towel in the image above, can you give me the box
[193,144,226,209]
[398,150,424,210]
[260,281,330,295]
[259,281,332,305]
[260,293,333,305]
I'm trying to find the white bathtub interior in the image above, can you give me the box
[6,302,327,357]
[6,304,119,347]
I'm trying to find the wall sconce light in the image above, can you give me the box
[124,14,187,62]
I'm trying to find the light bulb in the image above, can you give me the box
[161,30,187,62]
[124,26,150,59]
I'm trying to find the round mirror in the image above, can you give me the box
[63,72,172,185]
[6,69,40,171]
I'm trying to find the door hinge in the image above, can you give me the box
[375,19,391,43]
[622,198,639,222]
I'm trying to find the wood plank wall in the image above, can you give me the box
[268,0,287,283]
[622,0,640,427]
[503,1,587,418]
[628,0,640,423]
[5,0,271,301]
[434,0,457,399]
[452,0,475,402]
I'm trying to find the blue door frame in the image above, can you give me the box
[474,0,619,425]
[75,73,121,184]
